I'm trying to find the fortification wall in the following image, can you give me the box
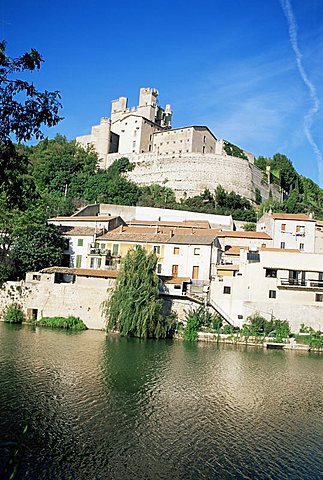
[102,152,280,202]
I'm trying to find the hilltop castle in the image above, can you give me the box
[76,88,278,203]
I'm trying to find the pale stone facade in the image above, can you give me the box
[257,213,316,252]
[75,87,279,203]
[210,248,323,331]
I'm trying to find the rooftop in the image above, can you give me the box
[60,226,101,236]
[216,231,272,239]
[100,227,216,245]
[49,216,117,222]
[40,266,118,278]
[271,213,315,222]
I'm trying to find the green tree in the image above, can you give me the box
[270,153,299,194]
[103,246,172,338]
[0,41,61,143]
[10,223,65,278]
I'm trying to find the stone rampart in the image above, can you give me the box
[102,152,280,202]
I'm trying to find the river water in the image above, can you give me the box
[0,323,322,480]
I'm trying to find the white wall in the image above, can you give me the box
[210,249,323,331]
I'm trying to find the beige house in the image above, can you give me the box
[210,247,323,331]
[257,212,316,252]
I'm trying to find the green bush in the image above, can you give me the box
[3,303,25,324]
[36,316,87,330]
[242,313,290,341]
[184,305,219,341]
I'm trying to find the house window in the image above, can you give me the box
[269,290,276,299]
[223,286,231,294]
[172,264,179,276]
[281,224,286,232]
[112,244,119,256]
[76,255,82,268]
[97,258,102,268]
[265,269,277,278]
[247,251,260,262]
[32,275,41,281]
[192,266,199,279]
[77,239,84,247]
[280,242,285,249]
[90,258,95,268]
[154,245,161,255]
[315,294,323,302]
[299,243,304,251]
[132,141,136,148]
[202,146,205,153]
[173,247,180,255]
[194,248,200,255]
[157,263,162,274]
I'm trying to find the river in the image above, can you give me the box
[0,323,322,479]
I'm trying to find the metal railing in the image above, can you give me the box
[280,278,323,288]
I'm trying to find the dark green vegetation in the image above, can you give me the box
[31,316,87,330]
[103,246,175,339]
[184,305,223,341]
[2,303,25,324]
[183,309,295,344]
[241,313,291,342]
[223,140,248,160]
[0,43,65,285]
[296,324,323,349]
[255,153,323,219]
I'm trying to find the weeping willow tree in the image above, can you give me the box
[103,245,172,339]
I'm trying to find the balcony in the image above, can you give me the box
[279,278,323,290]
[88,248,110,256]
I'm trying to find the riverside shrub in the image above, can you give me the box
[36,316,87,330]
[3,303,25,324]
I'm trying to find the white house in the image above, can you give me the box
[210,247,323,331]
[257,212,316,252]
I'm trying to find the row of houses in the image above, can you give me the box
[37,204,322,331]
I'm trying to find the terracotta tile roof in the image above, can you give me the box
[224,246,247,255]
[40,266,118,278]
[271,213,315,221]
[216,231,272,239]
[163,277,191,284]
[170,234,215,245]
[101,227,216,245]
[60,226,102,236]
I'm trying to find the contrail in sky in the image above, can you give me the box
[280,0,323,185]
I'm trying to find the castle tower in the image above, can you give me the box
[137,87,159,122]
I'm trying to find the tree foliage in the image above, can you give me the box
[3,303,25,324]
[0,41,62,143]
[10,223,65,278]
[103,246,172,339]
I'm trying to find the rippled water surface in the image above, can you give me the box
[0,323,322,479]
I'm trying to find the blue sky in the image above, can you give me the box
[2,0,323,185]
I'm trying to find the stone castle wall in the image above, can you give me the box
[102,152,280,202]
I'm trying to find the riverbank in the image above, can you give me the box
[174,332,322,352]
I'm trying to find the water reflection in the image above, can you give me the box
[0,324,322,479]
